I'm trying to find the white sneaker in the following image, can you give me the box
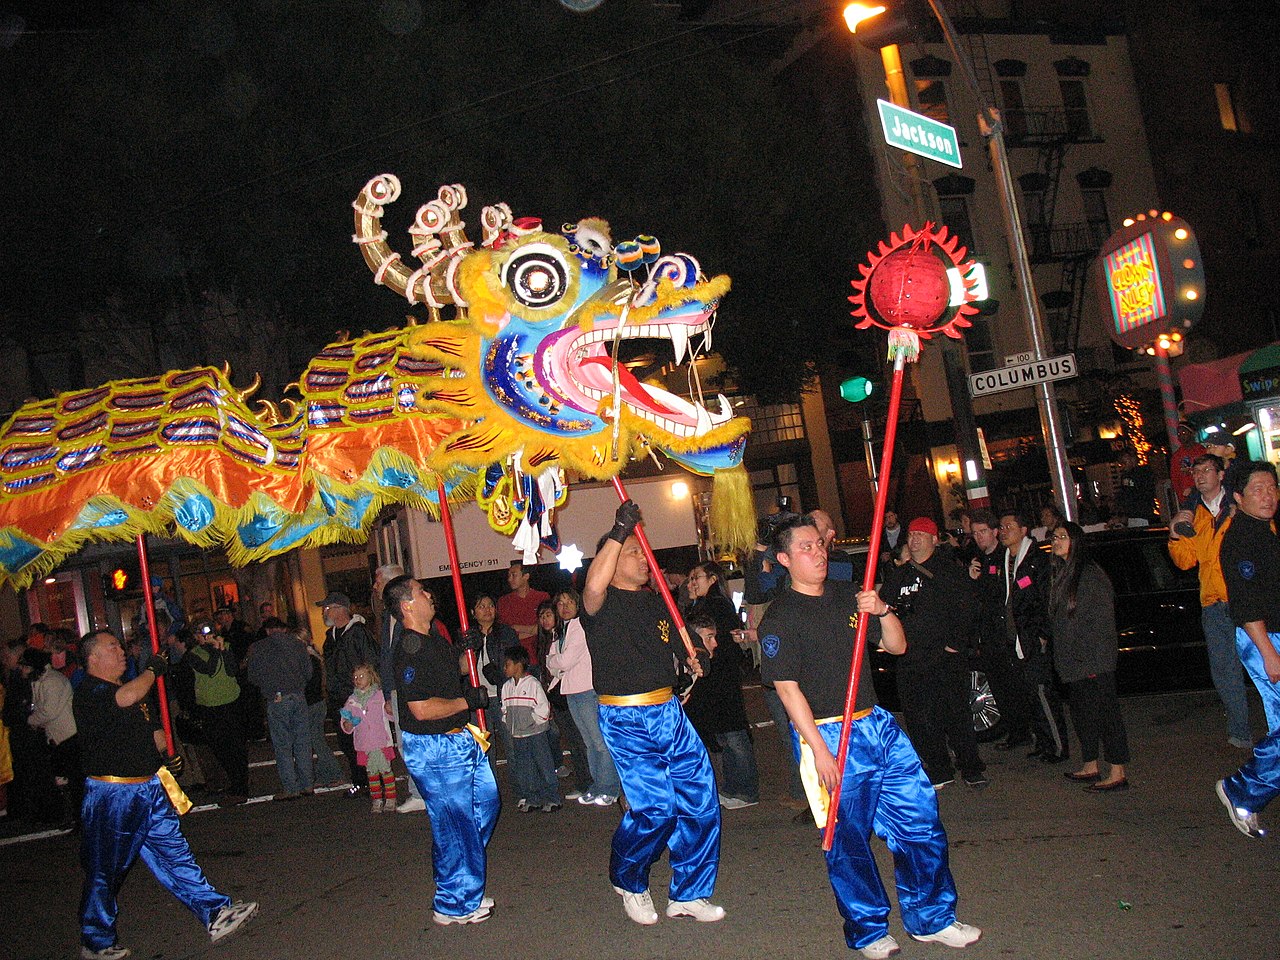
[666,898,725,922]
[396,796,426,813]
[720,796,758,810]
[910,921,981,947]
[81,947,131,960]
[207,901,259,943]
[590,793,617,806]
[371,799,385,814]
[517,798,531,812]
[859,934,901,959]
[481,895,495,909]
[565,790,585,801]
[1217,779,1266,838]
[432,904,492,925]
[613,886,659,925]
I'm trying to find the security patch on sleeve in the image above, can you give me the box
[761,634,781,659]
[1239,560,1257,580]
[403,666,416,684]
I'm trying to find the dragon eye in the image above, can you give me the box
[502,243,570,309]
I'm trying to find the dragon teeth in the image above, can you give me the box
[669,324,690,365]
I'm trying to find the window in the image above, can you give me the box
[734,399,805,444]
[999,79,1028,141]
[1081,189,1111,245]
[914,78,951,125]
[964,314,996,373]
[1058,79,1092,138]
[937,194,975,254]
[1215,83,1253,134]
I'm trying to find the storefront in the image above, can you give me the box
[1239,343,1280,467]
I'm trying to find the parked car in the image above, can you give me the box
[866,526,1210,737]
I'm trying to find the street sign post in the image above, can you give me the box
[876,99,962,169]
[969,353,1077,397]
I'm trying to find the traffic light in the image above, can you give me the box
[840,376,875,402]
[843,2,923,49]
[102,567,132,598]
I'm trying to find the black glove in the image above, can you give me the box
[462,685,490,711]
[163,752,184,777]
[146,652,169,678]
[608,499,643,544]
[460,627,483,652]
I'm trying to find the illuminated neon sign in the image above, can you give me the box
[1096,212,1204,351]
[1105,232,1166,335]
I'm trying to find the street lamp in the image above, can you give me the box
[844,1,1076,520]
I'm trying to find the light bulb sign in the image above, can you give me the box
[1097,212,1204,351]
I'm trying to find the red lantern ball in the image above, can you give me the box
[867,246,951,329]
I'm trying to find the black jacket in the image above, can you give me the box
[323,618,379,712]
[881,550,978,668]
[1004,540,1052,653]
[1049,562,1118,684]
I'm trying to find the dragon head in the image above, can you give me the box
[352,176,753,555]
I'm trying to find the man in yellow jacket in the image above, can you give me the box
[1169,453,1253,748]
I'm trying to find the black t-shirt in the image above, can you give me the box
[73,676,162,778]
[758,582,882,718]
[581,586,679,696]
[395,628,469,735]
[1221,511,1280,628]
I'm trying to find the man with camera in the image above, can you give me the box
[186,618,249,805]
[879,518,985,789]
[383,575,497,925]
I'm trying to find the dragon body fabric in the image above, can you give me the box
[0,176,753,587]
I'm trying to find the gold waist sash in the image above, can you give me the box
[89,767,193,815]
[598,687,673,707]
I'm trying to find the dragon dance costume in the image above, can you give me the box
[73,676,230,954]
[395,626,499,918]
[760,583,960,953]
[582,585,720,901]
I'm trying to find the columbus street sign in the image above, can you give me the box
[969,353,1078,397]
[876,99,962,169]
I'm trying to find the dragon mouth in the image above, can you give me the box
[541,313,736,440]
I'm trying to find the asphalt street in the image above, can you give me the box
[2,687,1277,960]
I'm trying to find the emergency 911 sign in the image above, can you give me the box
[969,353,1077,397]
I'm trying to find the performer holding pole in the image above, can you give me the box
[581,499,722,927]
[436,478,488,735]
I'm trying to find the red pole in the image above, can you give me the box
[609,475,699,662]
[1152,340,1181,454]
[135,534,176,756]
[436,479,487,733]
[821,349,908,852]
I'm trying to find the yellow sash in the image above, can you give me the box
[797,709,874,829]
[90,767,193,816]
[597,687,673,707]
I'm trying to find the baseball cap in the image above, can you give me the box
[315,591,352,609]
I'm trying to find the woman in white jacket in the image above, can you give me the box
[544,589,622,806]
[22,647,83,823]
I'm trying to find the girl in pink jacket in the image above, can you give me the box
[340,666,397,813]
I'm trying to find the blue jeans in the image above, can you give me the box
[567,691,621,797]
[1204,602,1253,743]
[307,700,346,785]
[510,733,560,806]
[715,729,760,803]
[266,694,313,794]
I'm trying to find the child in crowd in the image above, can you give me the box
[340,665,397,813]
[501,645,560,812]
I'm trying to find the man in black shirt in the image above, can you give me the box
[581,500,723,927]
[1218,461,1280,839]
[760,517,979,960]
[73,630,257,960]
[879,517,985,788]
[383,575,496,924]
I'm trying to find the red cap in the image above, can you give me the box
[907,517,938,536]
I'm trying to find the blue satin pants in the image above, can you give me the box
[597,698,720,901]
[80,776,230,951]
[402,730,500,917]
[1222,629,1280,814]
[799,708,957,951]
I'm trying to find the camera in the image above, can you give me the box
[756,495,801,545]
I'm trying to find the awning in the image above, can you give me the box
[1240,343,1280,404]
[1178,349,1250,415]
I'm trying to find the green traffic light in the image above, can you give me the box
[840,376,874,402]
